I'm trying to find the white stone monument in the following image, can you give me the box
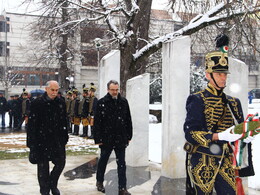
[126,73,150,167]
[99,50,120,98]
[161,36,190,178]
[225,58,248,117]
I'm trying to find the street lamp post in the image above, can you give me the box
[94,38,103,98]
[3,15,9,98]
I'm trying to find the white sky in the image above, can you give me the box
[0,0,170,14]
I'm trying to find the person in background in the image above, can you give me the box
[71,88,81,135]
[12,94,21,130]
[57,91,65,101]
[7,95,15,129]
[27,80,68,195]
[15,90,30,131]
[248,91,253,104]
[0,92,7,129]
[80,85,89,137]
[94,80,132,195]
[88,83,98,139]
[65,90,73,133]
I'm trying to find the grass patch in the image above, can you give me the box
[0,148,98,160]
[0,151,29,160]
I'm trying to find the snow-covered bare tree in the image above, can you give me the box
[24,0,259,94]
[28,0,82,90]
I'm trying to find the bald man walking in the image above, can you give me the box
[27,80,69,195]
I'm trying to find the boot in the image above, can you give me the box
[51,188,60,195]
[80,126,88,137]
[96,181,105,193]
[88,126,94,139]
[72,125,79,135]
[119,189,131,195]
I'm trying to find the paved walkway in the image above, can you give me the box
[1,127,260,195]
[1,154,260,195]
[0,154,163,195]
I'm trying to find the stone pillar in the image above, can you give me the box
[99,50,120,98]
[225,58,248,117]
[161,36,190,178]
[126,73,150,167]
[214,57,252,193]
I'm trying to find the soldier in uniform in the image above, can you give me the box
[65,90,73,133]
[7,95,15,128]
[71,88,81,135]
[12,94,21,129]
[183,34,255,195]
[16,89,31,131]
[80,85,90,137]
[88,83,98,139]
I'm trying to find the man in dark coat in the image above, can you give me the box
[0,92,7,129]
[7,95,15,128]
[12,95,21,129]
[94,80,132,195]
[27,80,68,195]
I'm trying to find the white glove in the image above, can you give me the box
[218,126,241,142]
[243,135,256,143]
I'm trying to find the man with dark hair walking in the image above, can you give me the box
[94,80,132,195]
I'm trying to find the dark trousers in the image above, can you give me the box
[190,152,236,195]
[96,147,127,189]
[0,113,5,127]
[8,112,14,127]
[37,154,66,194]
[13,114,20,128]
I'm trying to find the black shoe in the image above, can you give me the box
[13,128,21,132]
[119,189,131,195]
[51,188,60,195]
[96,181,105,193]
[79,134,87,137]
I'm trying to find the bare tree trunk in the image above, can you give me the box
[120,0,152,96]
[59,0,70,91]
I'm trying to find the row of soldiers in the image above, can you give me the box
[2,90,31,130]
[65,84,98,138]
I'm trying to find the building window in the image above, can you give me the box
[0,41,10,56]
[0,17,10,32]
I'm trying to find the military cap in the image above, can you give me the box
[82,84,89,93]
[66,90,73,96]
[72,88,78,94]
[22,88,28,95]
[205,34,230,74]
[89,82,96,92]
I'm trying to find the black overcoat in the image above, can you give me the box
[27,92,68,162]
[94,93,132,148]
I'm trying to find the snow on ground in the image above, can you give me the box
[0,132,98,153]
[1,101,259,164]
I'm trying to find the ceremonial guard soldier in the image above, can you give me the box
[80,85,90,137]
[183,34,254,195]
[16,89,31,131]
[71,88,81,135]
[65,90,73,133]
[88,83,98,139]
